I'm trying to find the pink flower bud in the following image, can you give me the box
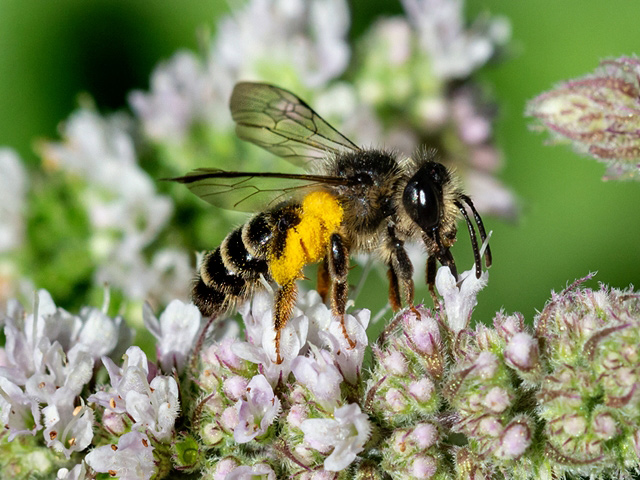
[411,455,438,478]
[504,332,539,372]
[382,349,408,375]
[527,56,640,180]
[495,420,531,459]
[593,413,618,440]
[223,376,249,401]
[411,423,438,449]
[386,388,408,412]
[483,387,511,413]
[408,378,435,403]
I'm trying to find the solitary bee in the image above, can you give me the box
[170,82,491,363]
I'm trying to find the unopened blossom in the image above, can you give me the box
[233,374,281,443]
[85,430,155,480]
[143,299,201,374]
[301,403,371,471]
[527,56,640,180]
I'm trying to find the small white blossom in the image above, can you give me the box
[126,375,180,441]
[143,299,201,374]
[0,376,41,440]
[0,148,27,253]
[320,309,370,384]
[301,403,371,471]
[292,345,343,409]
[401,0,510,80]
[85,430,155,480]
[129,51,229,144]
[213,0,350,89]
[435,265,488,333]
[233,374,281,443]
[88,346,150,414]
[226,463,277,480]
[42,387,94,458]
[56,463,87,480]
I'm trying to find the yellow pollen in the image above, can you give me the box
[269,191,343,285]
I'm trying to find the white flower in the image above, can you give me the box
[0,376,41,440]
[56,463,87,480]
[126,375,180,441]
[320,309,370,384]
[85,430,155,480]
[300,403,371,471]
[88,346,150,414]
[234,291,308,385]
[143,299,201,374]
[233,374,281,443]
[212,0,350,88]
[0,148,27,253]
[401,0,510,80]
[291,345,343,409]
[42,387,94,458]
[129,51,229,144]
[435,265,488,332]
[226,463,277,480]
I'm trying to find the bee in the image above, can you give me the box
[170,82,492,363]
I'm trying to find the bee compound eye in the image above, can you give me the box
[402,176,440,231]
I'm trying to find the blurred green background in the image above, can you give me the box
[1,0,639,324]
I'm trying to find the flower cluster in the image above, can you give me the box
[527,56,640,180]
[1,263,639,479]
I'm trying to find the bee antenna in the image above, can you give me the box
[454,200,482,279]
[460,194,492,268]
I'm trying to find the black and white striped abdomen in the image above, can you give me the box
[192,212,274,318]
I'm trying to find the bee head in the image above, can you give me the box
[402,161,449,233]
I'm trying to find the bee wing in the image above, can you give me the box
[230,82,361,169]
[168,168,349,213]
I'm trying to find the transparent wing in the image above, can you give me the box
[230,82,361,169]
[168,168,349,212]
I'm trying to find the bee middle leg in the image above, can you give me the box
[317,258,330,303]
[328,233,356,348]
[386,225,415,311]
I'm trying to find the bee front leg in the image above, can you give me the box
[328,233,356,348]
[273,280,298,364]
[386,225,415,310]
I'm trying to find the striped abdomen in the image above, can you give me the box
[192,204,298,317]
[192,191,344,319]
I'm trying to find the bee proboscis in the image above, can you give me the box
[170,82,492,363]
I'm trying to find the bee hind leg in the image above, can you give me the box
[273,280,298,364]
[328,233,356,349]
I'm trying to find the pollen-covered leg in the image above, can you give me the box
[273,280,298,364]
[317,258,330,303]
[328,233,356,349]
